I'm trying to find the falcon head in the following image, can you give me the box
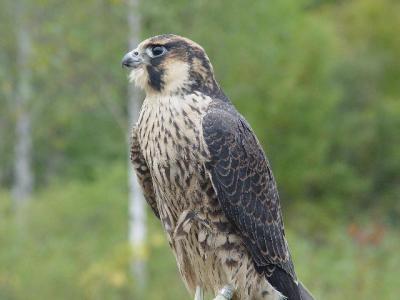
[122,34,221,96]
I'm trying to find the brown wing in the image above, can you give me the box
[130,126,159,219]
[203,105,301,299]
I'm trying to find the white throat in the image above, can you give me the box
[129,60,190,96]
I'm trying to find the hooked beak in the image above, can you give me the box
[121,50,143,68]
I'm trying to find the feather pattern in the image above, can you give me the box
[203,102,302,299]
[130,125,159,218]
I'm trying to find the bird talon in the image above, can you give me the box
[195,286,204,300]
[213,284,234,300]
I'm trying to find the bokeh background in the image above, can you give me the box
[1,0,399,299]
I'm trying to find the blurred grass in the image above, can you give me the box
[0,163,399,299]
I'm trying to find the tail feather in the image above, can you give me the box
[299,282,314,300]
[267,267,301,300]
[267,266,314,300]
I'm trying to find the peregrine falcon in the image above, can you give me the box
[122,34,314,300]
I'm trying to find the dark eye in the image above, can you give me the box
[148,46,167,58]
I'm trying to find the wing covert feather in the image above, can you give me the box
[130,126,160,219]
[202,107,295,278]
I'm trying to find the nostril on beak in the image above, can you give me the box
[121,51,142,68]
[122,58,133,67]
[122,53,133,67]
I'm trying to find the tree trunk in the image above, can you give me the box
[126,0,147,289]
[12,0,33,207]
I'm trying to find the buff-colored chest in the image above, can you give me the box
[136,93,211,220]
[136,93,227,291]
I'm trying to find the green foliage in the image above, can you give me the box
[326,0,400,218]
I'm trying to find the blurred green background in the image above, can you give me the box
[1,0,399,299]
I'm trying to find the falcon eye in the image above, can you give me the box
[147,45,167,58]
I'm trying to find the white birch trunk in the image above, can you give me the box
[127,0,147,289]
[12,0,33,207]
